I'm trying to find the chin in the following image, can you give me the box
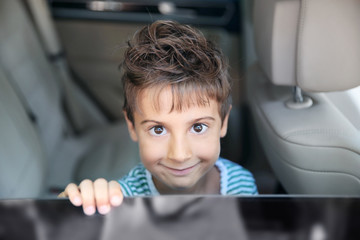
[167,181,197,192]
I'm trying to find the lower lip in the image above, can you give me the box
[163,164,198,176]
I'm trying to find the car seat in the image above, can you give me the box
[0,66,47,198]
[247,0,360,194]
[0,0,139,198]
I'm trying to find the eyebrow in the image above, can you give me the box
[140,116,216,125]
[190,117,216,123]
[140,120,163,125]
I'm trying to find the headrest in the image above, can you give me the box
[254,0,360,92]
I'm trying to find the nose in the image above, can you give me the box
[167,133,192,163]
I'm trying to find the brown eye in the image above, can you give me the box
[154,126,164,134]
[191,123,208,134]
[193,123,203,133]
[190,123,209,134]
[150,125,166,136]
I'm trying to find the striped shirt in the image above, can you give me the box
[118,158,258,196]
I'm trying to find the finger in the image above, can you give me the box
[94,178,110,215]
[63,183,82,206]
[109,180,123,207]
[79,179,96,216]
[57,191,66,198]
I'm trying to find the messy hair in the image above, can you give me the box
[121,20,231,124]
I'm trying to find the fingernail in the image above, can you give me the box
[73,197,82,206]
[99,205,110,215]
[111,196,122,206]
[84,206,95,216]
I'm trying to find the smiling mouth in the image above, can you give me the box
[162,163,199,176]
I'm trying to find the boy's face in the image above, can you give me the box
[124,87,230,194]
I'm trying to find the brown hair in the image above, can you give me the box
[121,20,231,124]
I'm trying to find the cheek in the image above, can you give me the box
[138,137,167,165]
[191,135,221,161]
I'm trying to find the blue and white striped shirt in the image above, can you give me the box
[118,158,258,196]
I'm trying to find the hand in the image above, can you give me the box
[58,178,123,216]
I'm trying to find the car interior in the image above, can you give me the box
[1,0,264,198]
[2,0,360,239]
[247,0,360,194]
[1,0,360,199]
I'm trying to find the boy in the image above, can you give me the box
[59,20,258,215]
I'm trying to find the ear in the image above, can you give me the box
[124,111,138,142]
[220,105,232,138]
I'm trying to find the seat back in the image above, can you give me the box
[0,67,46,198]
[0,0,140,195]
[247,0,360,194]
[0,0,69,159]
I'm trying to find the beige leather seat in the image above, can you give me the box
[247,0,360,194]
[0,0,139,198]
[0,67,46,198]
